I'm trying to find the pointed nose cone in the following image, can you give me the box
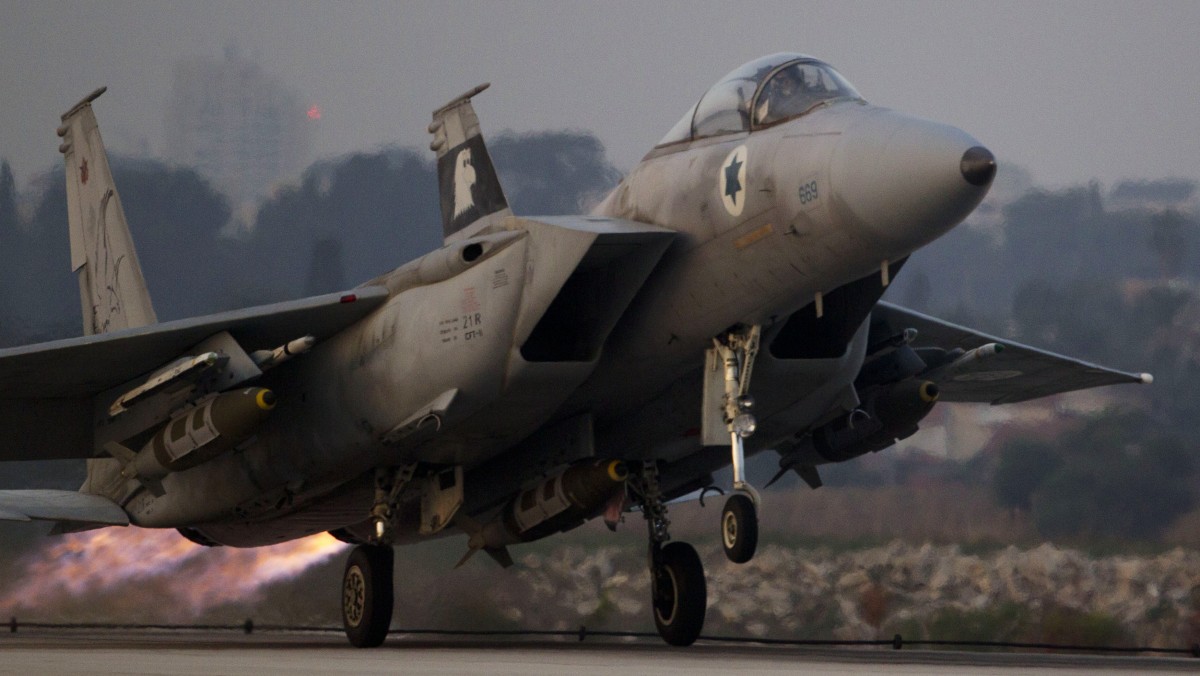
[960,146,997,186]
[830,110,994,254]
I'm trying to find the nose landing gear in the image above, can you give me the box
[710,325,763,564]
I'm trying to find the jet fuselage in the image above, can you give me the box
[110,58,993,545]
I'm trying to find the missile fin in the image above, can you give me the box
[143,478,166,497]
[103,441,165,496]
[764,465,789,489]
[765,462,822,490]
[795,465,823,490]
[102,441,136,463]
[453,544,512,569]
[452,512,487,569]
[485,546,514,568]
[453,547,479,570]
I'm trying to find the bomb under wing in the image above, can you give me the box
[460,459,628,564]
[107,387,277,494]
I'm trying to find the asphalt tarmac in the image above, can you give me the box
[0,630,1197,675]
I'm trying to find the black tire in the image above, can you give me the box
[721,493,758,564]
[342,544,394,648]
[651,541,707,646]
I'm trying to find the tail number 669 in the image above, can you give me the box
[799,180,819,205]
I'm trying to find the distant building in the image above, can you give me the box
[164,47,314,211]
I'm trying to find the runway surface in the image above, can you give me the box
[1,630,1197,675]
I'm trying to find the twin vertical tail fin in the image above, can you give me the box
[57,87,156,336]
[429,83,510,242]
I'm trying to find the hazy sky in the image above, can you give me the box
[2,1,1198,191]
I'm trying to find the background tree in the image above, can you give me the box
[490,131,622,215]
[992,438,1062,514]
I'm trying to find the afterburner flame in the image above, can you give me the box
[0,528,346,617]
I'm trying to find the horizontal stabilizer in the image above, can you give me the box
[0,490,128,525]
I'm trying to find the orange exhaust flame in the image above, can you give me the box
[1,527,347,618]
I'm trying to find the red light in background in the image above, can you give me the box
[307,105,321,121]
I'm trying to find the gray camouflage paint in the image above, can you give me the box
[33,55,998,545]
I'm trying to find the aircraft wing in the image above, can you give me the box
[872,301,1151,404]
[0,489,128,525]
[0,287,389,460]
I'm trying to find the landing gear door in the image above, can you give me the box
[420,466,463,535]
[701,347,727,446]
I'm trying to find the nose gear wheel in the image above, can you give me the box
[721,493,758,563]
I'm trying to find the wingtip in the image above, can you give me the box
[1139,373,1154,384]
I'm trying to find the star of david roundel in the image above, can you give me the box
[719,145,748,217]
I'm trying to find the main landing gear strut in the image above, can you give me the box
[713,326,762,564]
[341,465,413,647]
[630,460,706,646]
[628,325,767,645]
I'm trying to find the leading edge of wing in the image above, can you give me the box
[874,301,1152,404]
[0,286,389,399]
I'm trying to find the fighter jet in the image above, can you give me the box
[0,53,1149,647]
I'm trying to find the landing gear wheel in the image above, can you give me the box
[652,541,707,646]
[342,544,394,648]
[721,493,758,564]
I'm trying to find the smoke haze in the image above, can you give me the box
[3,2,1200,190]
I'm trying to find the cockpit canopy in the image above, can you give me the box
[656,53,863,147]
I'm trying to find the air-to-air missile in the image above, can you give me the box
[106,387,277,495]
[460,459,628,563]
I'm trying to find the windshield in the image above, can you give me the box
[753,61,861,126]
[657,103,697,146]
[654,54,864,148]
[689,57,776,139]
